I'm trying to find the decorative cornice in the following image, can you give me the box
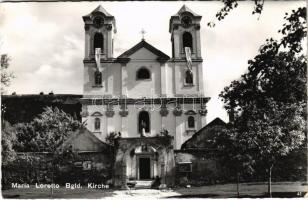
[157,57,169,64]
[83,57,202,65]
[198,109,207,116]
[83,58,117,64]
[116,57,131,64]
[91,111,103,117]
[81,97,210,105]
[159,107,169,117]
[185,110,197,115]
[169,58,203,63]
[119,104,129,117]
[105,110,115,117]
[199,104,207,116]
[119,110,128,117]
[173,107,183,116]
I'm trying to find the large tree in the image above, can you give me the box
[211,127,255,197]
[14,106,82,152]
[219,7,306,197]
[1,120,17,166]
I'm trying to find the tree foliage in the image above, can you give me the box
[218,6,306,196]
[14,107,83,152]
[1,54,15,93]
[220,6,306,114]
[1,120,17,165]
[212,127,255,175]
[207,125,255,196]
[105,131,121,147]
[235,101,306,165]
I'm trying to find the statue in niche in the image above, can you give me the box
[141,120,147,137]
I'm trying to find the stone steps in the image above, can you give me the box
[133,180,153,189]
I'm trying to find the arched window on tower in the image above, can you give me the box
[185,70,193,85]
[136,67,150,80]
[94,70,102,86]
[183,32,193,50]
[94,118,101,131]
[139,111,150,135]
[94,33,104,53]
[188,116,195,129]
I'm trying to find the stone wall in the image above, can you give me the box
[174,150,224,186]
[2,151,112,188]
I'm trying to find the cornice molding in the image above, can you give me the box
[81,97,210,105]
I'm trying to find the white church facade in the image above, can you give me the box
[80,5,210,186]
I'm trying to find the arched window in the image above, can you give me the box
[185,70,193,85]
[183,32,193,50]
[94,71,102,86]
[94,118,101,130]
[139,111,150,134]
[136,68,150,80]
[94,33,104,53]
[188,116,195,128]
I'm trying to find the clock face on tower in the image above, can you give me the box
[181,16,192,27]
[93,16,103,28]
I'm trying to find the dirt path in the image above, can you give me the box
[2,182,307,199]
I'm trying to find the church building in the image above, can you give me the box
[80,5,210,187]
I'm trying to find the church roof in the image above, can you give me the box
[173,5,201,17]
[61,127,111,152]
[117,39,170,63]
[91,5,113,17]
[83,5,114,20]
[181,117,228,149]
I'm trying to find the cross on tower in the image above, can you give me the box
[140,28,146,40]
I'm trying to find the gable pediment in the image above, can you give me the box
[129,47,158,60]
[117,40,169,64]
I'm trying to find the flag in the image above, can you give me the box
[95,48,101,70]
[185,47,193,72]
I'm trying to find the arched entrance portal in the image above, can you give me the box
[113,137,174,188]
[125,145,158,180]
[134,145,157,180]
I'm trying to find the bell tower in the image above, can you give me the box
[83,5,117,60]
[169,5,202,60]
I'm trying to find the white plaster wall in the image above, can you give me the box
[174,63,203,95]
[83,62,121,96]
[124,105,163,138]
[129,47,158,60]
[83,103,205,148]
[165,63,174,96]
[83,105,107,141]
[124,48,162,97]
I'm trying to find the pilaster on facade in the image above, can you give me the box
[160,63,167,96]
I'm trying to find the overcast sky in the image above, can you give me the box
[0,1,305,122]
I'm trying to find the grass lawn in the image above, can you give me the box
[2,182,307,199]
